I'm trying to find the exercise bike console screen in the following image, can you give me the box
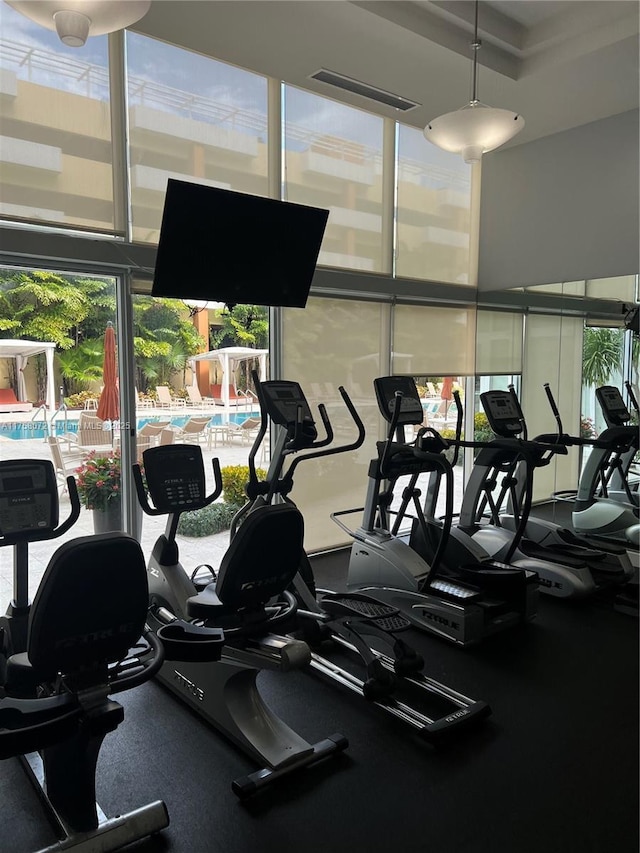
[142,445,206,512]
[596,386,630,427]
[260,381,314,428]
[480,391,523,437]
[0,460,58,537]
[374,376,424,425]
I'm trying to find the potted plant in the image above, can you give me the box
[75,448,124,534]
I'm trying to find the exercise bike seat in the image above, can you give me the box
[187,502,304,623]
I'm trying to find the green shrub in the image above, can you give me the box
[177,502,241,537]
[473,412,494,443]
[220,465,267,506]
[65,390,99,408]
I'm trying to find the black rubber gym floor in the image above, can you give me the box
[3,506,638,853]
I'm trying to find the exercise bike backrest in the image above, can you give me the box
[12,533,160,689]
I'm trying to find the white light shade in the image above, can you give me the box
[6,1,151,45]
[53,10,90,46]
[424,102,525,164]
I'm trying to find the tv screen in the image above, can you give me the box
[152,180,329,308]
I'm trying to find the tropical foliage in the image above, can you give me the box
[133,297,206,391]
[582,327,623,387]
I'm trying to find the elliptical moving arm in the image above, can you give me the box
[284,386,366,488]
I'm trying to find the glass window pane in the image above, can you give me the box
[586,275,637,302]
[396,125,471,285]
[126,33,268,244]
[476,310,523,374]
[282,296,389,552]
[393,304,476,375]
[283,87,385,273]
[0,6,114,231]
[522,314,584,500]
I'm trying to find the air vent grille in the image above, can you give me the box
[310,69,420,112]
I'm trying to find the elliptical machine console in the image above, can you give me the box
[596,386,632,428]
[479,390,524,436]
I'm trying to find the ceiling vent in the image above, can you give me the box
[309,69,420,112]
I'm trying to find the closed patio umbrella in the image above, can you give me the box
[96,321,119,424]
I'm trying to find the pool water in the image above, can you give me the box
[0,412,260,441]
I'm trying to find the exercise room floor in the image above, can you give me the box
[3,508,638,853]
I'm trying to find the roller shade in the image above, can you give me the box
[476,310,523,374]
[392,303,475,375]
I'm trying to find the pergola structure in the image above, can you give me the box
[189,346,268,409]
[0,339,57,410]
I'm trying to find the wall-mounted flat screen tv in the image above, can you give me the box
[151,180,329,309]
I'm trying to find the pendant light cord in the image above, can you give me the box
[470,0,481,104]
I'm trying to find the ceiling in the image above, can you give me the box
[131,0,639,150]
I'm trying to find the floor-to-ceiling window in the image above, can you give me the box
[0,5,114,232]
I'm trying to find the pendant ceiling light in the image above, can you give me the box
[5,0,151,47]
[424,0,524,164]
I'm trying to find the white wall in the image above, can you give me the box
[478,110,639,292]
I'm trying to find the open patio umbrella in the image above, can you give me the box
[96,321,119,424]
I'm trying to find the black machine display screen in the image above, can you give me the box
[4,475,33,492]
[598,387,627,414]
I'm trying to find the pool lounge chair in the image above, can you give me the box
[155,385,186,408]
[168,415,211,445]
[185,386,217,407]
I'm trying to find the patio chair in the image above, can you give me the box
[155,385,186,408]
[225,416,262,445]
[136,388,155,409]
[168,415,211,445]
[61,412,114,450]
[136,420,172,457]
[185,386,217,407]
[47,436,83,494]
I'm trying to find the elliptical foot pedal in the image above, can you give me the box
[231,733,349,799]
[320,593,400,619]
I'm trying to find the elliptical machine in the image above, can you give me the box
[547,386,640,548]
[494,384,635,586]
[592,384,640,508]
[451,387,632,598]
[133,445,348,798]
[337,376,538,647]
[243,375,491,736]
[0,458,169,853]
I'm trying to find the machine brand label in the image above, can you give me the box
[420,610,460,631]
[174,669,205,701]
[148,567,160,578]
[241,573,288,590]
[445,709,470,723]
[538,576,563,590]
[55,622,136,648]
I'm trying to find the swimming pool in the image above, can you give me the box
[0,412,260,441]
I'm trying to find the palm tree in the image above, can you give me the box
[582,327,623,387]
